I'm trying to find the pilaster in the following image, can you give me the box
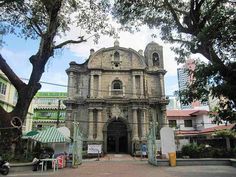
[90,74,94,98]
[96,109,103,141]
[132,108,139,141]
[88,109,94,140]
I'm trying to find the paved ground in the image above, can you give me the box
[8,154,236,177]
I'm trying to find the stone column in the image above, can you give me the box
[109,84,111,96]
[141,109,146,140]
[132,108,139,141]
[160,74,165,99]
[161,106,167,128]
[145,108,149,135]
[65,111,73,133]
[140,74,144,98]
[123,85,125,96]
[96,109,103,141]
[90,74,94,98]
[68,72,75,99]
[88,109,94,140]
[98,74,102,98]
[132,75,136,98]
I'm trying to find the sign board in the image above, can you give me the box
[160,127,176,158]
[87,144,102,154]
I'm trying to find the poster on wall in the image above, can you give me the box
[87,144,102,154]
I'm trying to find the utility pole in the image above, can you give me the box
[56,99,61,127]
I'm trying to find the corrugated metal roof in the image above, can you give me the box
[30,127,70,143]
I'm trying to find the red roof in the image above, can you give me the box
[167,110,208,118]
[175,124,235,136]
[200,124,235,134]
[176,130,200,135]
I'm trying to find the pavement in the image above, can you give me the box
[7,154,236,177]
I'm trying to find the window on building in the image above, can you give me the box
[114,51,120,61]
[40,112,51,117]
[184,120,193,127]
[59,112,66,118]
[112,80,122,90]
[13,90,18,104]
[152,52,160,66]
[0,81,7,95]
[169,120,177,128]
[37,124,42,130]
[111,80,123,96]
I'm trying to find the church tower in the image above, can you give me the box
[144,41,164,68]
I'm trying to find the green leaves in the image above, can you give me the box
[113,0,236,122]
[214,129,236,139]
[0,0,115,43]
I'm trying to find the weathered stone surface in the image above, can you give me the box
[65,41,169,154]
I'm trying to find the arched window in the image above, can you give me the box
[114,51,120,62]
[152,52,160,66]
[112,80,122,90]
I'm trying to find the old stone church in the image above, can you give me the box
[65,41,168,154]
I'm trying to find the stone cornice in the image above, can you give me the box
[145,68,167,75]
[65,97,169,106]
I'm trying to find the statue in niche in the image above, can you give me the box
[111,104,121,119]
[152,52,160,66]
[114,51,120,62]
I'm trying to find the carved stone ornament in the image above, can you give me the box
[111,104,121,119]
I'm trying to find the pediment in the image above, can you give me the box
[88,47,146,70]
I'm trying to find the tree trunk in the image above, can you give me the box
[226,137,231,151]
[0,112,23,159]
[0,84,40,159]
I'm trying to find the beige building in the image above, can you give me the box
[0,70,33,132]
[65,41,169,154]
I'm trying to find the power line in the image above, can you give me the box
[66,119,219,126]
[21,78,68,88]
[20,78,167,98]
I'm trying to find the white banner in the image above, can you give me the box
[87,144,102,154]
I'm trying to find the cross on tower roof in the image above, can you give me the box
[114,33,120,47]
[114,33,120,40]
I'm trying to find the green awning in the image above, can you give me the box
[22,130,39,139]
[30,127,71,143]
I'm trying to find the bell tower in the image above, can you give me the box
[144,41,164,69]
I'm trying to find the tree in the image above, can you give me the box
[213,129,236,151]
[0,0,114,157]
[113,0,236,122]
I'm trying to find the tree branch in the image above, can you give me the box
[53,37,86,49]
[199,0,222,28]
[163,0,189,33]
[170,38,194,46]
[172,7,188,15]
[26,16,43,36]
[28,0,62,85]
[0,54,26,91]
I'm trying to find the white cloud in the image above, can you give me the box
[165,83,179,96]
[0,48,33,78]
[62,25,179,77]
[40,72,67,92]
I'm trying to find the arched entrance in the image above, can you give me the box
[107,119,128,153]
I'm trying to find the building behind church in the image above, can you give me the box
[64,41,169,154]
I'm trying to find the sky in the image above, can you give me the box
[1,26,181,96]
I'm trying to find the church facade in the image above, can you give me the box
[64,41,169,154]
